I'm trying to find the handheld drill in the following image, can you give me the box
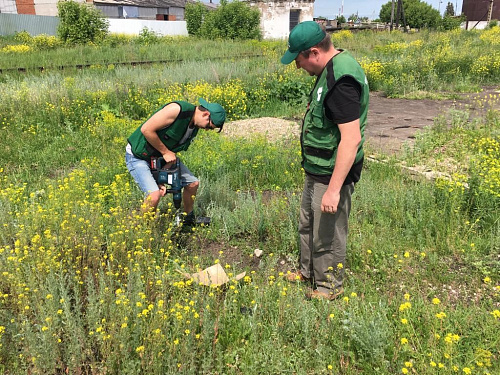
[150,157,182,209]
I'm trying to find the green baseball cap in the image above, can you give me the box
[199,98,226,128]
[281,21,326,65]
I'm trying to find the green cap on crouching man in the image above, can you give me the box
[281,21,327,65]
[199,98,226,132]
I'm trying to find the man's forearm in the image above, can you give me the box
[327,119,362,194]
[142,130,170,156]
[327,140,358,194]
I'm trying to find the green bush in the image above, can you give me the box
[32,34,62,50]
[488,19,499,28]
[185,1,206,37]
[11,31,61,50]
[136,27,160,46]
[438,15,465,31]
[13,31,32,44]
[57,0,109,45]
[198,0,261,40]
[102,33,134,47]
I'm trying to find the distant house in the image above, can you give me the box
[314,17,338,31]
[94,0,186,21]
[0,0,187,20]
[462,0,500,29]
[247,0,315,39]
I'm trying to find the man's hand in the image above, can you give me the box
[158,184,167,197]
[162,150,176,167]
[322,119,361,214]
[321,190,340,214]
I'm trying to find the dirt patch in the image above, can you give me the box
[223,117,299,142]
[366,87,500,154]
[223,87,500,155]
[185,236,262,271]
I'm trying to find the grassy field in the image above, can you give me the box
[0,29,499,374]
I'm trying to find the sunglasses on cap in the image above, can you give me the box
[208,115,223,133]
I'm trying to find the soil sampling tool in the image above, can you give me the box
[150,156,211,227]
[150,156,182,209]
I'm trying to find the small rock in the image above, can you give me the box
[254,249,263,258]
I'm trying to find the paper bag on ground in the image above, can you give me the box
[183,263,246,286]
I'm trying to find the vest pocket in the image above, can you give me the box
[304,146,333,159]
[305,146,336,169]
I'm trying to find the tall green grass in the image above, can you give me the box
[0,37,272,69]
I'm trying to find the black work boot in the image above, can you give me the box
[182,211,196,227]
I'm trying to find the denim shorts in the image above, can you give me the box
[125,152,198,196]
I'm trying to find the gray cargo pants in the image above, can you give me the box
[298,174,354,294]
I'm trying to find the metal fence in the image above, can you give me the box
[0,13,188,37]
[0,13,59,36]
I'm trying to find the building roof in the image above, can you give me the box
[185,0,218,10]
[94,0,186,8]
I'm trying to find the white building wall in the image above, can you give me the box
[250,1,314,40]
[108,18,187,36]
[463,21,489,30]
[0,0,17,14]
[34,0,86,16]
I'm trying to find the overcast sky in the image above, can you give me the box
[313,0,464,19]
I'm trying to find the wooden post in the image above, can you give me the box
[390,0,395,31]
[400,0,407,32]
[487,0,494,22]
[395,0,401,28]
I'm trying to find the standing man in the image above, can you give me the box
[126,98,226,224]
[282,21,369,300]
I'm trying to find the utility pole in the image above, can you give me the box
[396,0,400,28]
[394,0,407,32]
[390,0,395,31]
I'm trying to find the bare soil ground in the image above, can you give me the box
[224,87,500,155]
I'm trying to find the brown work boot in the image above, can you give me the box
[305,288,344,301]
[285,271,311,283]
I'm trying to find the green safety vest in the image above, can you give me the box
[127,101,198,160]
[302,50,369,176]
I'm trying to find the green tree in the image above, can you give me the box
[444,2,455,17]
[348,13,359,22]
[199,0,261,40]
[336,15,346,24]
[57,0,108,44]
[185,1,207,36]
[439,14,464,30]
[379,0,441,29]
